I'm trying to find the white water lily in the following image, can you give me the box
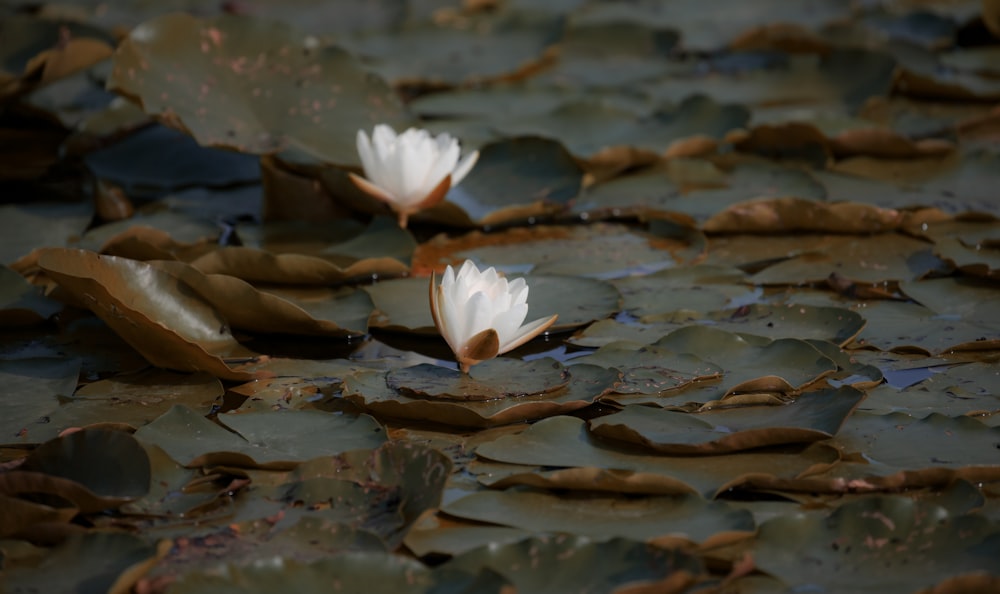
[430,260,558,373]
[350,124,479,228]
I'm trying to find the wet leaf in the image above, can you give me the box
[387,358,570,401]
[1,531,162,593]
[109,13,409,164]
[443,490,753,546]
[442,535,703,594]
[475,416,841,497]
[37,248,262,380]
[344,364,617,428]
[589,387,865,454]
[753,496,1000,593]
[571,342,720,396]
[0,357,81,445]
[134,405,386,469]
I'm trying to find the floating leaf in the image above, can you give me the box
[571,342,721,396]
[752,496,1000,593]
[0,358,81,445]
[589,387,865,455]
[443,490,753,546]
[38,248,262,380]
[344,364,616,428]
[134,405,386,469]
[108,13,410,164]
[475,416,841,497]
[387,358,570,401]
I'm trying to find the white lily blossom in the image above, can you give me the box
[351,124,479,228]
[430,260,558,373]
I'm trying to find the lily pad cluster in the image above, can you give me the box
[1,0,1000,592]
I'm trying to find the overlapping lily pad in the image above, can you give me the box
[443,490,753,546]
[474,416,841,497]
[134,405,386,469]
[589,387,865,455]
[572,342,720,396]
[343,363,617,427]
[387,358,570,401]
[38,248,263,380]
[0,357,82,445]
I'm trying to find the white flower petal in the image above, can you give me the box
[451,150,479,186]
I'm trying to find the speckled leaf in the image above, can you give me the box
[108,13,409,164]
[475,416,841,497]
[441,535,704,594]
[752,496,1000,593]
[343,364,616,428]
[1,532,162,594]
[443,490,753,546]
[387,358,570,401]
[589,387,865,454]
[134,405,386,469]
[571,342,720,395]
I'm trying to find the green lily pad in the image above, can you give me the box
[752,496,1000,593]
[343,364,617,428]
[610,264,752,319]
[640,303,867,347]
[921,220,1000,279]
[109,13,409,165]
[443,490,753,546]
[404,521,530,559]
[588,387,865,455]
[0,265,62,327]
[851,300,1000,354]
[21,427,151,502]
[475,416,841,497]
[571,342,721,395]
[899,276,1000,326]
[365,273,618,334]
[0,532,161,594]
[442,535,705,594]
[387,358,570,401]
[861,361,999,417]
[822,412,1000,487]
[134,405,386,469]
[0,357,81,445]
[344,12,564,85]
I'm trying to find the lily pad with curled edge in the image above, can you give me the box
[37,248,262,381]
[610,264,751,319]
[915,219,1000,279]
[108,13,410,165]
[750,232,948,285]
[817,412,1000,489]
[343,364,617,428]
[168,553,510,594]
[569,342,721,395]
[442,534,704,594]
[639,303,867,347]
[364,274,618,334]
[79,210,221,257]
[424,222,702,280]
[474,416,842,497]
[805,339,883,390]
[387,358,570,402]
[751,496,1000,594]
[443,490,754,547]
[0,532,163,594]
[152,260,372,337]
[0,265,62,327]
[703,198,904,234]
[588,387,865,455]
[343,12,564,86]
[850,300,1000,354]
[134,404,386,469]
